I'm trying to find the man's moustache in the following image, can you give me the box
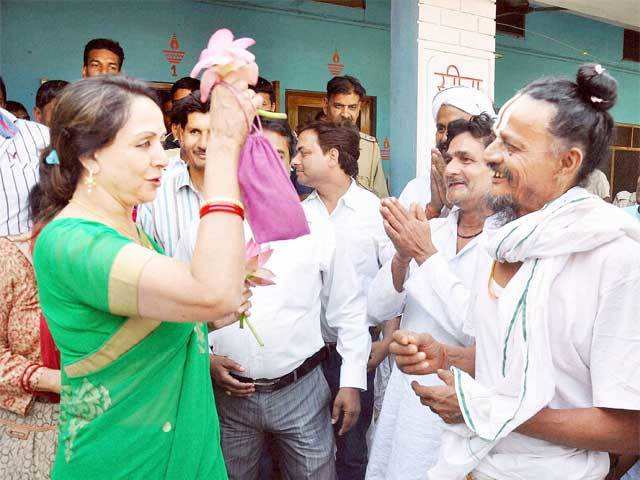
[489,165,514,182]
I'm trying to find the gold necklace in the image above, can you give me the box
[68,199,141,245]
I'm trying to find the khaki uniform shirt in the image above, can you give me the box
[358,132,389,198]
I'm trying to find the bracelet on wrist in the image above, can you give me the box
[20,362,38,392]
[21,363,43,394]
[199,202,245,220]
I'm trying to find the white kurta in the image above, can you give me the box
[464,231,640,479]
[366,208,479,480]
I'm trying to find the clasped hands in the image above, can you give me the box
[389,329,464,425]
[380,198,437,266]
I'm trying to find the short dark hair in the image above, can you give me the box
[262,119,296,158]
[83,38,125,69]
[36,80,69,110]
[444,113,496,155]
[170,77,200,98]
[6,101,29,119]
[0,76,6,104]
[170,91,210,128]
[297,120,360,178]
[327,75,366,100]
[519,63,617,184]
[157,90,171,106]
[250,77,276,105]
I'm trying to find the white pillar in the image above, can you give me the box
[415,0,496,178]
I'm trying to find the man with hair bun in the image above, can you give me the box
[391,64,640,480]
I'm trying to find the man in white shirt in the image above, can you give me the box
[137,92,210,256]
[175,132,371,480]
[399,86,496,216]
[0,78,50,235]
[390,65,640,480]
[365,114,495,479]
[581,167,611,201]
[292,120,391,479]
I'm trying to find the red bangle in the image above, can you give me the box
[21,363,43,394]
[20,363,38,392]
[199,202,245,220]
[24,365,42,394]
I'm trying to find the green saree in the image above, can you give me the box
[33,218,227,480]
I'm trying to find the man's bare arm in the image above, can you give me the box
[391,254,410,293]
[517,407,640,455]
[444,343,476,377]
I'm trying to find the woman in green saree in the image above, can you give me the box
[29,74,261,479]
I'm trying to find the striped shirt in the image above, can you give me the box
[136,162,202,257]
[0,108,49,235]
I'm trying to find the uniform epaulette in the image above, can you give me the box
[359,132,377,143]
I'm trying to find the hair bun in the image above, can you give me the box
[576,63,617,112]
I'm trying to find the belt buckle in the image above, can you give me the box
[253,378,279,388]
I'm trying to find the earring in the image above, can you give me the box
[85,168,96,193]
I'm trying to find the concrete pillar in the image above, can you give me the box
[389,0,420,196]
[415,0,496,179]
[389,0,495,196]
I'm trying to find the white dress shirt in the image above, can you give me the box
[303,181,393,338]
[0,108,49,235]
[175,201,371,390]
[137,163,202,257]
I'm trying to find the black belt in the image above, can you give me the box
[230,349,326,392]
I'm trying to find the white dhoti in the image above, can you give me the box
[366,366,444,479]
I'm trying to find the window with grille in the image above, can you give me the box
[496,0,526,38]
[601,123,640,197]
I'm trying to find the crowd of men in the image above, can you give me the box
[1,36,639,480]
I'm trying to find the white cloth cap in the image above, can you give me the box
[432,86,496,121]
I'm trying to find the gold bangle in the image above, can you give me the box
[202,197,245,211]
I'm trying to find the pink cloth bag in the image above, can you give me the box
[239,116,309,242]
[191,29,309,243]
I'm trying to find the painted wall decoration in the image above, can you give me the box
[1,0,391,185]
[328,50,344,76]
[434,65,483,91]
[416,50,495,178]
[163,34,185,77]
[380,137,390,161]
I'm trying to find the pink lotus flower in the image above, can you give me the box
[240,239,275,346]
[190,28,259,102]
